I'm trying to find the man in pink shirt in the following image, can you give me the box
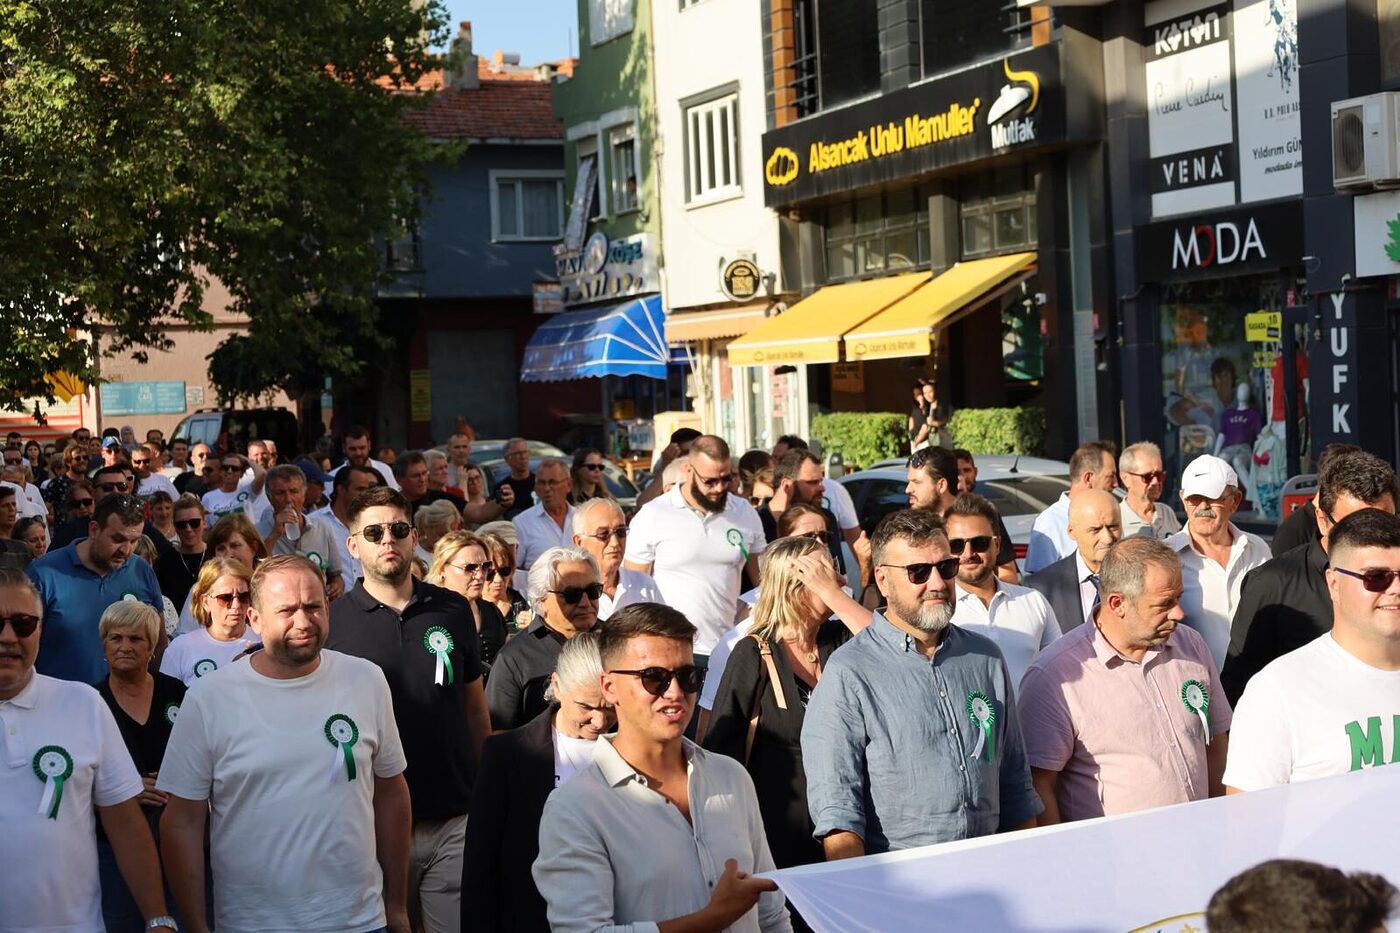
[1019,536,1232,823]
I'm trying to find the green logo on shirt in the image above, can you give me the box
[1345,716,1400,771]
[193,658,217,678]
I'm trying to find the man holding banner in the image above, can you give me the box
[1019,536,1231,823]
[1225,508,1400,792]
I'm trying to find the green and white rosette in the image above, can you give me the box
[193,658,217,678]
[164,702,180,725]
[725,528,749,562]
[966,691,996,762]
[424,626,455,686]
[33,745,74,819]
[324,714,359,783]
[1181,679,1211,745]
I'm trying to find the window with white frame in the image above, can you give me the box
[685,92,740,203]
[491,172,565,241]
[576,138,604,221]
[610,125,639,214]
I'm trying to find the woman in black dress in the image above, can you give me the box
[93,600,187,933]
[427,530,509,672]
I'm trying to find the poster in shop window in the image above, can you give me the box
[1232,0,1302,202]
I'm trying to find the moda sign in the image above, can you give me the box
[1138,201,1301,281]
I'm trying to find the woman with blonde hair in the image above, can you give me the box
[159,557,260,685]
[480,531,531,634]
[427,530,509,670]
[174,513,267,634]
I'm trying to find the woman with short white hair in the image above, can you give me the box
[414,499,461,562]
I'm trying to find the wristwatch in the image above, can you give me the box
[146,918,178,931]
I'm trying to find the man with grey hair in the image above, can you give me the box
[512,458,575,592]
[486,545,601,730]
[255,463,346,598]
[1020,536,1231,824]
[661,453,689,493]
[445,433,474,490]
[1119,441,1180,539]
[572,498,660,620]
[802,508,1041,857]
[499,437,535,520]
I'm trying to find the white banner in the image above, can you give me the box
[1232,0,1302,202]
[767,766,1400,932]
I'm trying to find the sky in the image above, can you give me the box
[440,0,579,64]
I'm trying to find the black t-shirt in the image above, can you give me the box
[501,474,535,520]
[155,548,208,609]
[474,598,508,671]
[757,505,846,575]
[484,616,566,731]
[326,579,485,820]
[1271,500,1319,557]
[96,673,187,776]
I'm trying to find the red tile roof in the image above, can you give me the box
[402,66,565,142]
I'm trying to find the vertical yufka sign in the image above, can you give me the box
[1144,1,1236,216]
[1232,0,1302,202]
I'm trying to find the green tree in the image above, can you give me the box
[0,0,452,412]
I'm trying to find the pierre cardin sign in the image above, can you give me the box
[760,44,1065,205]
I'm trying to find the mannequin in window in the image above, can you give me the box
[1216,383,1262,504]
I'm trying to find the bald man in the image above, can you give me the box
[1025,489,1123,633]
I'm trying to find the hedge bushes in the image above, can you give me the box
[811,412,905,471]
[948,407,1045,456]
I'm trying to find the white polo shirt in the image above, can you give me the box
[598,566,663,621]
[1025,493,1073,574]
[309,507,361,587]
[823,480,859,533]
[623,487,767,655]
[1167,523,1272,671]
[0,673,143,932]
[135,472,179,501]
[328,458,400,490]
[513,502,576,590]
[952,580,1062,687]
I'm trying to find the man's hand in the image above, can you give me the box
[138,774,168,809]
[327,574,346,600]
[703,859,776,929]
[385,905,411,933]
[496,484,515,509]
[271,506,301,541]
[658,442,682,467]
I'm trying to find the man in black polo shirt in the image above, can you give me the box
[757,448,845,572]
[326,486,491,933]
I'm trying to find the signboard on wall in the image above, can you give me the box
[1232,0,1302,202]
[100,381,187,416]
[410,370,432,423]
[1353,190,1400,279]
[1137,199,1302,281]
[1144,1,1236,216]
[555,232,658,308]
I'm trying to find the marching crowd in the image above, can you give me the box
[2,421,1399,933]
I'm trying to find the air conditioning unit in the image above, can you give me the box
[1332,92,1400,189]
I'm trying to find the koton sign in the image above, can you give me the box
[1138,201,1302,280]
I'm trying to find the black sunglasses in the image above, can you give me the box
[0,613,40,638]
[948,536,994,555]
[220,464,242,472]
[880,558,960,585]
[582,463,605,472]
[552,582,604,604]
[97,481,131,492]
[582,527,628,543]
[610,665,706,697]
[1334,567,1400,593]
[174,518,204,530]
[357,521,413,543]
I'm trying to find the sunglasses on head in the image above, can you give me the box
[1334,567,1400,593]
[611,665,706,697]
[357,521,412,543]
[209,591,250,607]
[948,536,994,555]
[174,518,203,530]
[451,560,494,577]
[0,613,40,637]
[552,582,603,604]
[880,558,960,584]
[582,526,628,543]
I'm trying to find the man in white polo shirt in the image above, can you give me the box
[513,458,576,592]
[0,569,176,932]
[624,435,765,668]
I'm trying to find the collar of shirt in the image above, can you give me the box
[524,615,568,643]
[1306,538,1328,574]
[1167,523,1242,559]
[867,609,965,659]
[345,577,430,615]
[1084,611,1179,668]
[0,671,39,709]
[663,483,742,523]
[593,733,697,788]
[1075,551,1095,585]
[954,580,1006,609]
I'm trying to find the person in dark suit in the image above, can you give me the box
[1025,490,1121,633]
[462,632,613,933]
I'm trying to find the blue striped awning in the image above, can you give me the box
[520,295,671,382]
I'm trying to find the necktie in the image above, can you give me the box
[1088,573,1102,613]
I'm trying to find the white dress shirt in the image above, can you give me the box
[328,458,399,490]
[598,566,662,621]
[952,580,1062,687]
[512,502,576,590]
[1168,523,1272,670]
[1025,492,1073,573]
[1076,552,1101,627]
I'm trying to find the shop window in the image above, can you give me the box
[822,185,932,283]
[610,126,640,214]
[920,0,1030,79]
[685,92,741,203]
[491,172,566,241]
[960,168,1037,259]
[576,140,603,221]
[817,2,881,111]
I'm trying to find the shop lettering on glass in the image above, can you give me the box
[555,232,657,307]
[1324,292,1355,436]
[1171,218,1266,270]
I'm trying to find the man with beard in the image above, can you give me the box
[947,493,1060,687]
[624,435,766,672]
[757,448,845,572]
[328,486,490,933]
[801,508,1041,857]
[1025,489,1122,634]
[159,554,414,933]
[1020,537,1230,824]
[329,424,400,490]
[907,446,1019,584]
[1166,455,1270,671]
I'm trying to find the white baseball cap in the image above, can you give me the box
[1180,455,1239,499]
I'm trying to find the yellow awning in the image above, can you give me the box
[665,302,778,345]
[843,253,1037,362]
[726,273,927,366]
[45,371,86,404]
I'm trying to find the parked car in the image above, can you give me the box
[838,455,1073,565]
[479,456,640,515]
[465,438,566,464]
[171,408,299,458]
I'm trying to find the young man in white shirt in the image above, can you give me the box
[158,554,412,933]
[533,602,791,933]
[132,443,179,501]
[1025,441,1119,573]
[201,454,254,526]
[328,425,400,490]
[1224,508,1400,792]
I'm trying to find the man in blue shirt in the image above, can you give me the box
[28,494,163,683]
[802,508,1042,858]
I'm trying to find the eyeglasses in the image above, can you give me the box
[96,481,131,492]
[610,665,706,697]
[1333,567,1400,593]
[948,536,994,555]
[220,464,242,472]
[450,561,495,577]
[70,498,95,509]
[581,527,628,544]
[552,582,603,604]
[880,558,960,585]
[174,518,204,530]
[357,521,412,543]
[3,458,19,466]
[1125,470,1167,484]
[0,613,40,637]
[208,591,251,606]
[791,530,825,541]
[582,463,605,472]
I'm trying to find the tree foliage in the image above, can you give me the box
[0,0,453,410]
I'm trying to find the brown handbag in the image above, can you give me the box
[743,634,788,766]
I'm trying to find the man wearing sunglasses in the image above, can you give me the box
[1224,450,1399,703]
[1118,441,1181,540]
[534,602,793,932]
[1223,509,1400,792]
[802,509,1041,859]
[173,443,212,496]
[0,570,179,932]
[131,443,178,502]
[572,498,659,621]
[201,454,254,528]
[41,440,92,514]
